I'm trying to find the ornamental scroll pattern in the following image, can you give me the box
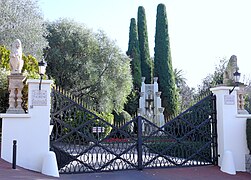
[50,88,217,174]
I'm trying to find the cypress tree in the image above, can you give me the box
[126,18,142,90]
[125,18,141,116]
[154,3,179,120]
[137,6,153,84]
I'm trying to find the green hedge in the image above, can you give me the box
[147,141,211,162]
[56,110,114,144]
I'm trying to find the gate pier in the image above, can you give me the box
[211,86,250,173]
[0,80,59,177]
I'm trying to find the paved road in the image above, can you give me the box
[1,157,251,180]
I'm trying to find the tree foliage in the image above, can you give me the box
[174,68,195,111]
[197,58,227,94]
[0,68,9,113]
[137,6,153,84]
[46,19,132,114]
[124,89,139,117]
[0,0,48,58]
[125,18,141,116]
[113,110,132,124]
[174,68,186,89]
[154,4,179,120]
[126,18,141,90]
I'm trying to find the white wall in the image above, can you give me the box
[0,80,53,172]
[211,86,250,171]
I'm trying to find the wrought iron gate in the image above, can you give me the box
[50,88,217,174]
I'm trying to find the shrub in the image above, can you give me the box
[147,140,211,162]
[111,110,133,138]
[0,46,10,69]
[51,110,114,144]
[98,112,114,137]
[247,119,251,154]
[0,68,9,113]
[113,110,132,127]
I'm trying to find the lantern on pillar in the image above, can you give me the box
[38,58,47,90]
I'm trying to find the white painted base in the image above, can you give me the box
[42,151,59,177]
[220,150,236,175]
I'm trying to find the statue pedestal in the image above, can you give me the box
[6,74,26,114]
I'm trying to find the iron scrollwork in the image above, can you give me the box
[50,88,217,174]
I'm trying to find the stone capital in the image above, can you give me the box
[156,92,161,97]
[158,107,165,113]
[139,92,144,97]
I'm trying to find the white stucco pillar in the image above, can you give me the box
[141,77,146,94]
[0,79,58,176]
[153,77,158,93]
[139,92,145,115]
[153,77,158,120]
[211,86,249,172]
[158,107,165,127]
[140,77,146,115]
[156,92,162,109]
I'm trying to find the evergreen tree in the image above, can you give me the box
[137,6,153,84]
[154,4,179,120]
[126,18,141,90]
[125,18,141,116]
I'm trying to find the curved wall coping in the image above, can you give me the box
[0,113,31,118]
[236,114,251,119]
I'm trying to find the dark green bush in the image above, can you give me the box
[53,110,114,144]
[247,119,251,154]
[113,110,132,127]
[147,140,211,162]
[111,110,133,138]
[98,112,114,137]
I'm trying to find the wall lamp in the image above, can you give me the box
[38,58,47,90]
[229,70,241,94]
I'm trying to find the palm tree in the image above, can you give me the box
[174,68,186,88]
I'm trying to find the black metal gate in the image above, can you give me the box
[50,88,217,174]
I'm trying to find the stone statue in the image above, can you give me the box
[9,39,24,74]
[223,55,238,85]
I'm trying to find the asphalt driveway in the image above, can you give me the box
[1,157,251,180]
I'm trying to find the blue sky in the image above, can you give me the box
[39,0,251,88]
